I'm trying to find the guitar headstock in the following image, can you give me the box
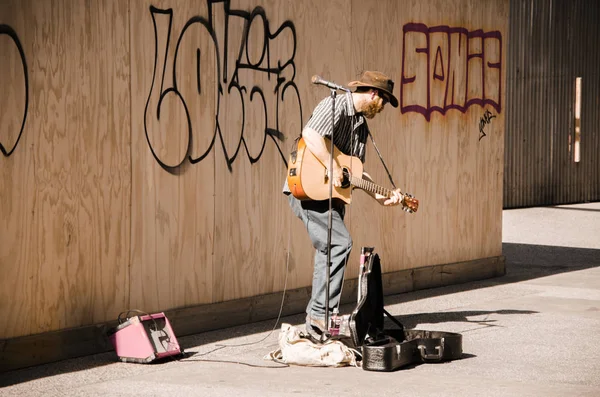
[401,193,419,213]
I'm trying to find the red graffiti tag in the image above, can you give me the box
[401,23,502,121]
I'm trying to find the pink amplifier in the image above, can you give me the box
[108,311,183,363]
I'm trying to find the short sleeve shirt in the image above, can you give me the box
[305,92,369,163]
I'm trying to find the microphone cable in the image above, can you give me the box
[177,194,294,368]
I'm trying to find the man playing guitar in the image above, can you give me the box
[283,71,417,340]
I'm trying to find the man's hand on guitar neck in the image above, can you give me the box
[362,172,403,207]
[381,189,404,207]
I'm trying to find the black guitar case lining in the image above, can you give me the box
[348,248,463,371]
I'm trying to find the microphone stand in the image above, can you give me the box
[311,75,350,342]
[323,88,336,342]
[323,85,350,342]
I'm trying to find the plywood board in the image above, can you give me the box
[129,0,216,312]
[0,0,131,338]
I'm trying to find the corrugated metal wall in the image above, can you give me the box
[505,0,600,208]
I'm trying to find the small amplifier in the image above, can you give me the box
[108,311,183,363]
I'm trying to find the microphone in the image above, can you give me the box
[311,75,350,92]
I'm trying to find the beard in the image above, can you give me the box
[362,99,384,119]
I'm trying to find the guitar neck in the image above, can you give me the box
[350,176,394,198]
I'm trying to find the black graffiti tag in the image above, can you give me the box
[479,109,496,140]
[0,24,29,157]
[144,0,302,172]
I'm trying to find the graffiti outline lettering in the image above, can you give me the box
[401,23,502,121]
[0,24,29,157]
[144,0,302,172]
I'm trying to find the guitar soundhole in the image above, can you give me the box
[341,169,351,189]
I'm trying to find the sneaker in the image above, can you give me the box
[305,314,327,338]
[305,314,353,339]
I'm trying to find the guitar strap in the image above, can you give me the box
[367,131,397,190]
[348,91,397,190]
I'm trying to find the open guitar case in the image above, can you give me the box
[347,247,463,371]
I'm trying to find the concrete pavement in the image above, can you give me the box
[1,202,599,396]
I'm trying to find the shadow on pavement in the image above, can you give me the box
[548,205,600,213]
[389,309,539,330]
[382,243,600,308]
[501,242,600,281]
[0,351,116,388]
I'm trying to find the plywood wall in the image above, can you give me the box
[0,0,131,339]
[0,0,507,339]
[347,0,507,280]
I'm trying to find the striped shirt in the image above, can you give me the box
[305,93,369,162]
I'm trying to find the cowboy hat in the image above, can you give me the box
[348,71,398,108]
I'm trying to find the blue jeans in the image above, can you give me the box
[288,195,353,321]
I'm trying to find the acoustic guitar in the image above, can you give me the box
[287,138,419,213]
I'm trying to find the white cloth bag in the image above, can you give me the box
[265,323,357,367]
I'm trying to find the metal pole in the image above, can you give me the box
[324,88,336,341]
